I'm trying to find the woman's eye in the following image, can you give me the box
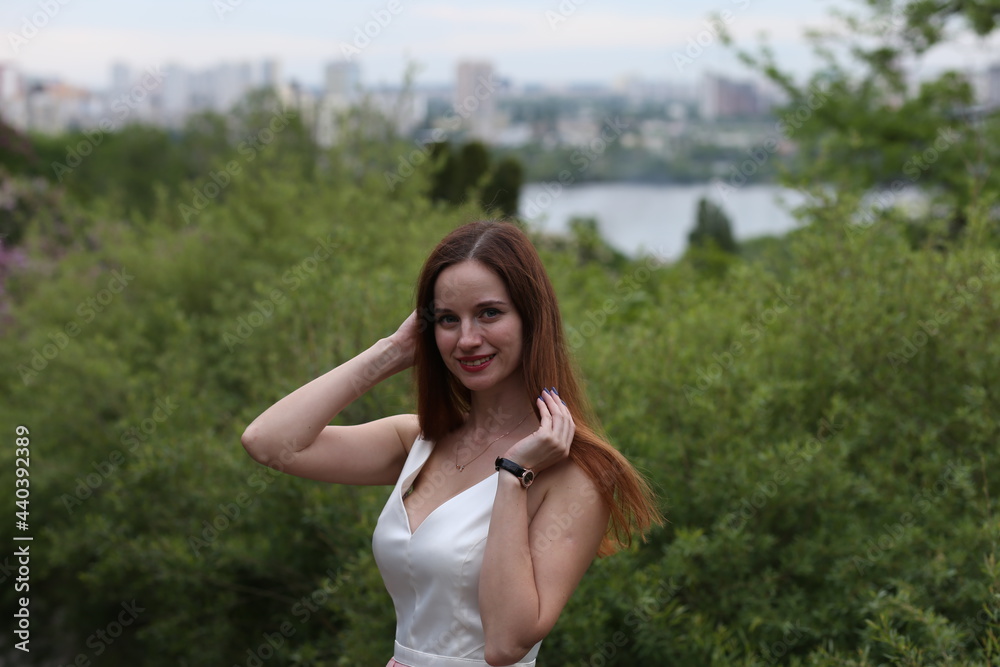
[482,308,500,318]
[437,314,458,325]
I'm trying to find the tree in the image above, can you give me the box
[688,197,738,253]
[721,0,1000,240]
[479,156,524,219]
[0,117,38,175]
[428,141,525,215]
[458,140,490,197]
[427,141,460,204]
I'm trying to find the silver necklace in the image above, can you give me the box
[454,412,530,472]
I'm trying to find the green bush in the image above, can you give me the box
[0,119,997,667]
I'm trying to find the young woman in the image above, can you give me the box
[241,220,662,666]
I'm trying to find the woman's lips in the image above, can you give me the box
[458,354,496,372]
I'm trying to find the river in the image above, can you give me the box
[518,182,807,260]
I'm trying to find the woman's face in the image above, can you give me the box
[433,260,524,393]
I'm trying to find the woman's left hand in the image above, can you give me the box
[501,388,575,473]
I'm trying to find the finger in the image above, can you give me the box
[542,387,562,410]
[544,388,570,423]
[536,393,552,428]
[543,390,567,431]
[546,386,569,411]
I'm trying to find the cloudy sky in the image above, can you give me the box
[2,0,997,90]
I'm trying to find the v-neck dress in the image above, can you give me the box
[372,434,542,667]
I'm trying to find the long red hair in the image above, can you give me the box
[414,220,663,555]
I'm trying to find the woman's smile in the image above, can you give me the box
[434,260,524,391]
[458,353,496,371]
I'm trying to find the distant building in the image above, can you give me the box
[25,81,92,134]
[366,86,428,137]
[161,64,191,124]
[110,62,132,99]
[986,63,1000,106]
[314,60,362,147]
[262,59,282,92]
[455,60,497,140]
[325,60,360,101]
[700,74,760,120]
[0,63,27,129]
[213,62,255,112]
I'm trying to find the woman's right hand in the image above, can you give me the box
[386,310,423,370]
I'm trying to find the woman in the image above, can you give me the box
[241,220,662,666]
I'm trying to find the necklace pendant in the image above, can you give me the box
[457,464,465,472]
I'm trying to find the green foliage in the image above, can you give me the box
[0,118,38,175]
[689,197,738,254]
[1,129,997,664]
[458,141,491,195]
[2,11,1000,659]
[725,0,1000,238]
[481,155,524,218]
[425,139,525,218]
[684,197,740,279]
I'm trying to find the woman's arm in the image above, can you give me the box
[240,312,422,485]
[479,391,611,666]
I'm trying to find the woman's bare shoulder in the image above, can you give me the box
[389,413,422,453]
[533,457,606,511]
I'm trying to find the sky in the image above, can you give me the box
[1,0,998,91]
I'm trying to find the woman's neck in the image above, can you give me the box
[464,376,537,439]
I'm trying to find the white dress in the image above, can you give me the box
[372,435,542,667]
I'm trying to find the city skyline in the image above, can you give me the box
[6,0,999,92]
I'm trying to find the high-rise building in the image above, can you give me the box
[986,63,1000,107]
[213,62,254,112]
[700,73,759,120]
[455,60,497,140]
[324,60,360,100]
[160,64,191,123]
[314,61,361,148]
[110,61,132,98]
[0,63,26,129]
[262,59,282,92]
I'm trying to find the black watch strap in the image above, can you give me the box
[495,457,535,488]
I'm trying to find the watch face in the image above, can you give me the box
[521,470,534,487]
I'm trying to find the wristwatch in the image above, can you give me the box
[495,457,535,488]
